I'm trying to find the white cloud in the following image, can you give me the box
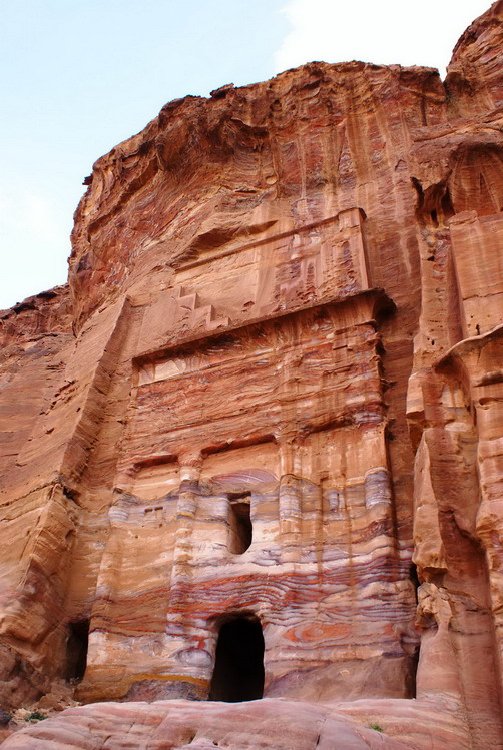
[275,0,491,76]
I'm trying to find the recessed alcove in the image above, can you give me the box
[65,619,90,682]
[228,493,252,554]
[208,615,265,702]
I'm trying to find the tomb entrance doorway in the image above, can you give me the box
[208,614,265,702]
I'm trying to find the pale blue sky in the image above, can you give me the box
[0,0,491,309]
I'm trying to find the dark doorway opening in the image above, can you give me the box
[208,615,265,702]
[228,493,252,554]
[65,619,89,682]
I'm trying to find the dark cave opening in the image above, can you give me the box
[208,615,265,702]
[65,619,89,682]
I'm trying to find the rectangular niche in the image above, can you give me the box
[450,212,503,337]
[127,459,179,500]
[201,442,279,491]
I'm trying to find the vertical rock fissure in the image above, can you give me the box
[65,619,89,682]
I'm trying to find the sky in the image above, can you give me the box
[0,0,491,310]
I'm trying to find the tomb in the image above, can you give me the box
[3,18,503,744]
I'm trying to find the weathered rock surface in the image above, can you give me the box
[0,697,465,750]
[1,2,503,748]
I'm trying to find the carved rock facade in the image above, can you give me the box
[1,3,503,748]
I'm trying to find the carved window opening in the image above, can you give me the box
[228,493,252,554]
[209,615,265,702]
[65,619,89,682]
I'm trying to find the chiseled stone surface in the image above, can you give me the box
[1,2,503,748]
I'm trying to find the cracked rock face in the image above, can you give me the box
[1,2,503,749]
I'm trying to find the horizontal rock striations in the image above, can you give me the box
[1,2,503,748]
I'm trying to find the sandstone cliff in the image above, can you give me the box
[1,2,503,748]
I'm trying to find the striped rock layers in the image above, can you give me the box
[1,2,503,748]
